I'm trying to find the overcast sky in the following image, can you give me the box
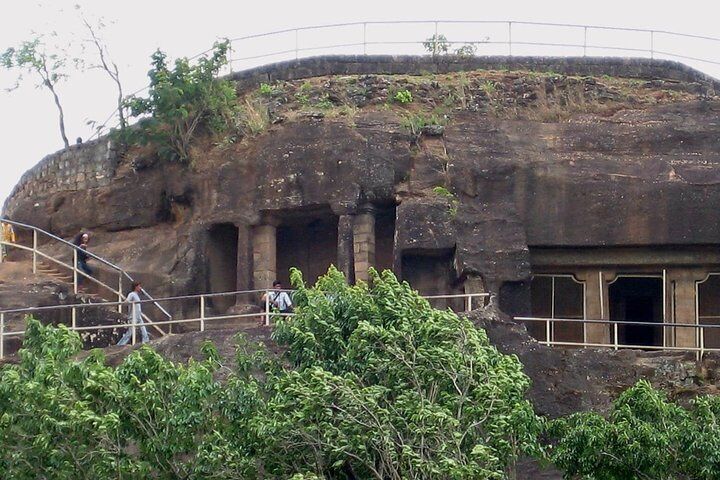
[1,0,718,209]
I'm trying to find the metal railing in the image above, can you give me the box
[88,20,720,139]
[515,316,720,359]
[0,218,171,336]
[0,288,489,358]
[222,20,720,73]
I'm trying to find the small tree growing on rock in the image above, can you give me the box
[1,36,79,148]
[123,40,238,164]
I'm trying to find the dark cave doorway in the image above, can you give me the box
[401,249,463,311]
[609,276,663,347]
[276,212,339,288]
[206,223,239,314]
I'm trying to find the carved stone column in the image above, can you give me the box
[236,223,253,292]
[252,223,277,290]
[337,214,355,284]
[353,205,376,283]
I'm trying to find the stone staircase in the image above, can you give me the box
[35,260,106,304]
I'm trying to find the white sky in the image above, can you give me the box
[1,0,719,209]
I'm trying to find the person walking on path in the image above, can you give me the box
[73,232,94,282]
[117,281,150,345]
[261,280,294,314]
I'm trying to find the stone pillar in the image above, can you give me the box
[236,223,253,292]
[671,269,706,349]
[337,214,355,284]
[353,205,376,283]
[576,270,611,345]
[252,224,277,290]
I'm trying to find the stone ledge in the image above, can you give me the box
[230,54,720,92]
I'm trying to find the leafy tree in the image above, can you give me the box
[1,36,79,148]
[269,267,542,478]
[547,379,720,479]
[123,40,238,163]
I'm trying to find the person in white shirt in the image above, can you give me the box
[262,280,293,314]
[117,281,150,345]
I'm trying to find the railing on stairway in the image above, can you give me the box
[0,218,171,337]
[0,287,490,359]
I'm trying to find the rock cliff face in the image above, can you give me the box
[4,56,720,316]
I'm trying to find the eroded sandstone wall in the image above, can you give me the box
[4,56,720,315]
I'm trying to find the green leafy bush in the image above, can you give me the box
[547,380,720,479]
[121,40,238,164]
[393,89,413,104]
[258,82,274,96]
[400,111,445,136]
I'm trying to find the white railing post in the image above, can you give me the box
[73,249,78,294]
[545,318,551,346]
[0,312,4,359]
[700,325,705,360]
[265,290,271,326]
[295,29,299,60]
[32,230,37,273]
[465,294,472,312]
[363,22,367,55]
[613,322,619,350]
[132,314,137,345]
[650,30,655,59]
[508,21,513,56]
[72,306,76,330]
[200,295,205,332]
[117,274,123,313]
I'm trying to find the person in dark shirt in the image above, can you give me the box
[73,232,94,282]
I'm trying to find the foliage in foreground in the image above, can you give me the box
[0,267,540,479]
[4,268,720,479]
[121,40,238,164]
[547,380,720,480]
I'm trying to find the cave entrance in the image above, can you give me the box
[375,205,396,274]
[277,211,338,288]
[207,224,239,314]
[609,276,663,347]
[401,249,462,311]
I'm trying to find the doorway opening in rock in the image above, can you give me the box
[609,276,663,347]
[375,205,396,274]
[206,224,239,314]
[401,249,462,311]
[276,210,338,288]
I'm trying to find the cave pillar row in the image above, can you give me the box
[252,223,277,292]
[353,205,376,283]
[337,214,356,284]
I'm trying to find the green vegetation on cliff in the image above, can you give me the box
[2,268,720,479]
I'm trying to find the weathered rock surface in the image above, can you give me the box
[4,57,720,315]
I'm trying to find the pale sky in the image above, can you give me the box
[1,0,719,209]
